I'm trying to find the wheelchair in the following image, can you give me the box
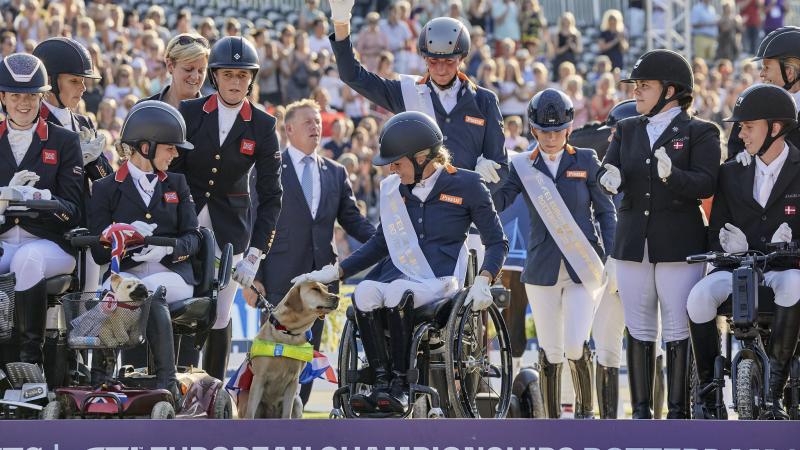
[331,252,514,419]
[37,226,234,419]
[687,244,800,420]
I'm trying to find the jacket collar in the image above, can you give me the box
[202,94,252,121]
[114,160,168,183]
[529,143,576,161]
[0,118,48,141]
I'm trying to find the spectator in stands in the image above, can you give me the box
[476,59,501,94]
[503,115,529,153]
[278,24,296,54]
[299,0,325,30]
[175,9,195,36]
[531,61,551,95]
[96,98,119,134]
[224,18,241,37]
[259,40,283,106]
[342,84,369,127]
[198,17,219,44]
[145,5,171,44]
[104,64,137,101]
[587,55,613,87]
[323,117,351,160]
[557,61,577,85]
[312,86,345,139]
[737,0,763,55]
[520,0,547,58]
[492,0,521,49]
[763,0,788,34]
[448,0,470,29]
[465,26,489,78]
[564,74,589,129]
[283,31,320,103]
[380,3,413,54]
[309,17,333,55]
[516,48,534,84]
[598,9,628,70]
[691,0,719,61]
[75,16,97,51]
[467,0,490,31]
[355,13,388,73]
[717,0,743,61]
[14,0,46,50]
[591,73,617,122]
[498,60,530,118]
[0,31,16,62]
[551,12,582,82]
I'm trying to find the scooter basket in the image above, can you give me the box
[0,272,15,343]
[61,291,151,350]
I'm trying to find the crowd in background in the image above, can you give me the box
[0,0,795,256]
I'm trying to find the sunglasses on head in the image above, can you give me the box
[177,36,209,48]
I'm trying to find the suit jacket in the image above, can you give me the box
[0,119,83,254]
[709,142,800,270]
[175,94,282,254]
[331,34,508,190]
[88,162,200,284]
[493,145,616,286]
[598,111,721,262]
[256,150,375,303]
[39,103,113,183]
[340,166,508,282]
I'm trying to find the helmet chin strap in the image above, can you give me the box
[3,98,41,129]
[646,84,682,117]
[756,120,793,157]
[430,73,458,90]
[779,60,800,91]
[406,153,436,187]
[50,78,66,109]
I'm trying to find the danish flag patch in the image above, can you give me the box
[164,191,179,203]
[673,140,684,150]
[786,205,796,216]
[240,139,255,155]
[42,149,57,165]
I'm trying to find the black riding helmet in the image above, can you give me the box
[527,88,574,132]
[599,99,639,130]
[622,49,693,117]
[207,36,259,96]
[724,84,798,157]
[753,26,800,91]
[0,53,50,128]
[32,38,100,108]
[120,100,194,161]
[375,111,443,186]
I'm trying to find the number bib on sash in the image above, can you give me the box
[511,151,606,303]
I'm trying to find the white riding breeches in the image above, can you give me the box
[198,205,243,329]
[0,227,75,291]
[687,269,800,324]
[101,262,193,304]
[524,262,597,364]
[592,288,665,367]
[616,242,704,343]
[353,276,459,312]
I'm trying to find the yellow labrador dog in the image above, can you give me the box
[242,281,339,419]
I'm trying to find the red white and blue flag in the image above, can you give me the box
[299,351,337,385]
[102,224,142,275]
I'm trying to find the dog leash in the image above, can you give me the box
[250,285,312,341]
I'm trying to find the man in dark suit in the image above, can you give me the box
[688,84,800,420]
[245,99,375,406]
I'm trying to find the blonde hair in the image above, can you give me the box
[413,146,452,167]
[284,98,321,123]
[165,33,210,65]
[600,9,624,33]
[558,12,578,35]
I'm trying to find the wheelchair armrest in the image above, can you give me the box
[217,243,233,291]
[491,286,510,309]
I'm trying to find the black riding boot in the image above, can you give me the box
[538,351,562,418]
[690,319,725,419]
[596,364,619,419]
[146,287,179,404]
[202,321,232,380]
[349,307,391,413]
[665,339,690,418]
[626,330,656,419]
[16,279,48,365]
[761,302,800,420]
[568,342,594,418]
[377,292,414,414]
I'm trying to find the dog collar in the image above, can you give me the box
[100,291,141,311]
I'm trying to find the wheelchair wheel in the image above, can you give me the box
[443,295,512,418]
[41,400,63,420]
[736,358,762,419]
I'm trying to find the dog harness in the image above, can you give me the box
[249,338,314,362]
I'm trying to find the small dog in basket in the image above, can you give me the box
[97,274,149,347]
[242,281,339,419]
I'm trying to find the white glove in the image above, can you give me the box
[771,222,792,244]
[130,221,157,238]
[328,0,355,22]
[719,223,749,253]
[475,156,501,184]
[603,257,618,294]
[654,147,672,180]
[290,262,341,285]
[131,245,173,262]
[233,247,263,288]
[735,150,753,167]
[79,126,106,166]
[8,170,40,187]
[599,164,621,194]
[465,275,493,312]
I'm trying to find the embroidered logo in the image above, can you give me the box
[786,193,800,199]
[439,193,463,205]
[566,170,588,179]
[240,139,255,155]
[674,140,684,150]
[464,115,486,126]
[633,58,642,69]
[786,205,796,216]
[164,191,179,203]
[42,149,57,165]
